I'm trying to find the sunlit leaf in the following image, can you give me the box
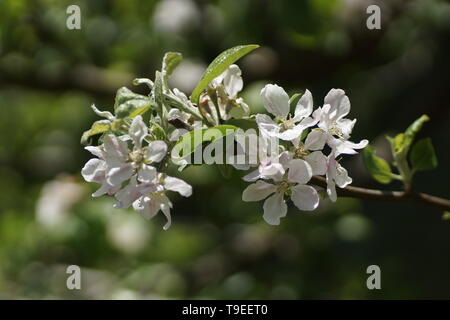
[174,125,238,158]
[81,120,111,145]
[162,52,182,78]
[190,44,259,104]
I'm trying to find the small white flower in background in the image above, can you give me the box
[242,158,319,225]
[325,153,352,202]
[210,64,250,120]
[257,85,317,141]
[305,88,368,155]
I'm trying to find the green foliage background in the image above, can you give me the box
[0,0,449,299]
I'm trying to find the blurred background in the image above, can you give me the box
[1,0,450,299]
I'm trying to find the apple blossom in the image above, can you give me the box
[256,85,317,141]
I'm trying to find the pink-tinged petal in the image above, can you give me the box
[324,88,350,120]
[243,168,261,182]
[81,159,105,182]
[305,129,328,151]
[129,115,148,149]
[242,180,277,202]
[256,114,279,138]
[260,162,285,179]
[107,163,134,186]
[294,89,313,119]
[113,177,141,209]
[304,151,327,176]
[263,192,287,225]
[164,176,192,197]
[291,184,320,211]
[134,196,159,220]
[326,176,337,202]
[138,164,157,183]
[146,140,168,163]
[260,84,290,118]
[288,159,312,184]
[103,134,129,162]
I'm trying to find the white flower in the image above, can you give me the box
[256,85,316,141]
[131,174,193,230]
[242,159,319,225]
[81,116,167,194]
[211,64,250,120]
[242,136,285,182]
[325,153,352,202]
[305,89,368,155]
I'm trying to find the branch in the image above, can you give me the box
[309,176,450,212]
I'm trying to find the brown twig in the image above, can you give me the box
[309,176,450,212]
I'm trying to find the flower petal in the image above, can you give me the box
[138,164,157,182]
[260,84,290,118]
[288,159,312,184]
[146,140,168,163]
[242,180,277,202]
[291,184,320,211]
[222,64,243,99]
[107,163,134,186]
[263,192,287,225]
[164,176,192,197]
[276,125,304,141]
[103,134,129,162]
[304,151,327,176]
[305,129,328,151]
[129,115,148,149]
[294,89,313,119]
[324,88,350,120]
[85,146,103,158]
[81,159,105,182]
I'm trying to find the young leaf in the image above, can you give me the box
[190,44,259,104]
[114,87,152,118]
[174,125,238,158]
[81,120,111,145]
[410,138,438,172]
[362,145,394,184]
[162,52,182,78]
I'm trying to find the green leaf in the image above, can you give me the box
[387,115,430,157]
[362,145,394,184]
[81,120,111,145]
[174,125,238,158]
[114,87,152,118]
[162,52,182,78]
[153,71,164,112]
[410,138,438,172]
[405,114,429,140]
[190,44,259,104]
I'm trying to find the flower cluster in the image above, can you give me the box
[81,46,368,228]
[242,85,368,225]
[82,115,192,230]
